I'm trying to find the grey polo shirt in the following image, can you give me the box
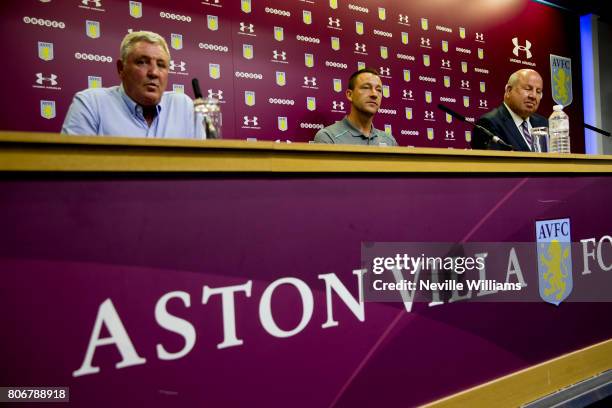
[313,117,398,146]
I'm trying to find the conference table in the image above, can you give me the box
[1,132,611,407]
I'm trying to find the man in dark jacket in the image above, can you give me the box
[472,69,547,151]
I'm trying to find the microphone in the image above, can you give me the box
[584,123,611,137]
[437,104,514,150]
[191,78,203,100]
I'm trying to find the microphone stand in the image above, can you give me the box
[584,123,611,137]
[437,104,514,151]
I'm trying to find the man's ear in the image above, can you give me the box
[345,89,353,102]
[116,59,124,77]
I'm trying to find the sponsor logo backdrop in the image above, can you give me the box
[1,0,584,149]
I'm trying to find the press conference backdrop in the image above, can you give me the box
[1,0,584,150]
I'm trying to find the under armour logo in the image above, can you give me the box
[379,67,390,76]
[202,0,220,3]
[402,89,413,99]
[445,130,455,139]
[479,100,488,108]
[243,116,259,126]
[420,37,430,47]
[398,14,409,24]
[441,59,450,68]
[35,73,58,86]
[239,22,254,33]
[273,50,287,60]
[461,80,470,88]
[303,76,317,86]
[512,37,532,59]
[328,17,340,27]
[354,43,366,52]
[475,33,484,41]
[332,101,345,110]
[169,60,186,71]
[425,111,434,119]
[207,89,224,100]
[82,0,102,6]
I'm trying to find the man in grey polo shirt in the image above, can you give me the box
[313,68,398,146]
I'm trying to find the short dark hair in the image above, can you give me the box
[348,68,381,90]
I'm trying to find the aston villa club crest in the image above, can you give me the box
[129,1,142,18]
[38,42,54,61]
[278,116,288,131]
[550,54,573,106]
[304,53,314,68]
[243,44,254,59]
[171,34,183,50]
[384,124,392,135]
[275,71,286,86]
[86,20,100,39]
[422,54,430,67]
[405,107,412,120]
[403,69,411,82]
[480,81,486,93]
[88,76,102,89]
[461,61,468,73]
[303,10,312,25]
[424,91,432,104]
[445,113,452,124]
[40,100,56,119]
[401,32,409,45]
[207,15,219,31]
[333,78,342,93]
[478,48,484,59]
[209,63,220,79]
[378,7,386,20]
[463,96,470,107]
[382,85,390,98]
[306,97,316,111]
[331,37,340,51]
[380,46,388,59]
[244,91,255,106]
[443,76,451,88]
[329,0,338,9]
[427,128,434,140]
[274,26,284,42]
[355,21,364,35]
[459,27,466,39]
[536,218,573,305]
[172,84,184,93]
[241,0,251,13]
[421,18,428,30]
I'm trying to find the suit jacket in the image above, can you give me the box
[471,104,548,151]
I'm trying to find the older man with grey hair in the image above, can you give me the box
[62,31,202,138]
[472,68,548,151]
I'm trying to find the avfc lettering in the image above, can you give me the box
[537,220,570,240]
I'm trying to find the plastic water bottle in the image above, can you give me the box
[204,97,222,139]
[194,97,222,139]
[548,105,570,153]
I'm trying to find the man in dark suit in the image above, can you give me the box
[472,69,548,151]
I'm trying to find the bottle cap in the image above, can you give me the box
[553,104,564,111]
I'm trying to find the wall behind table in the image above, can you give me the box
[0,0,584,151]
